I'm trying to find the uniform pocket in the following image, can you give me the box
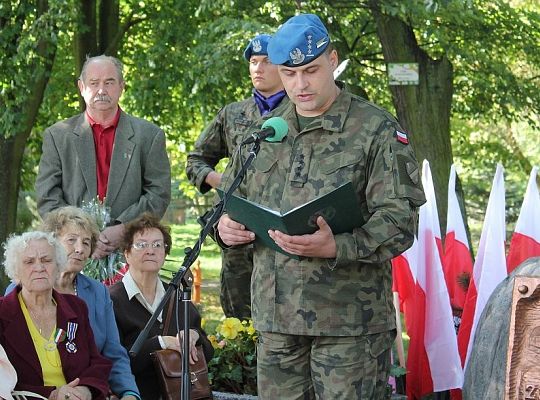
[386,143,425,206]
[320,151,360,175]
[249,155,278,198]
[253,155,276,173]
[368,330,396,359]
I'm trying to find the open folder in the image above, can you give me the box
[217,182,364,259]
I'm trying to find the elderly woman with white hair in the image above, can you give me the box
[0,231,111,400]
[6,207,141,399]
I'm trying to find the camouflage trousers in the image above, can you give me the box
[219,246,253,320]
[257,330,396,400]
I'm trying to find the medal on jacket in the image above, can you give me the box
[44,328,66,351]
[65,322,78,353]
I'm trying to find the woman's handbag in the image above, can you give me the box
[151,346,211,400]
[150,295,212,400]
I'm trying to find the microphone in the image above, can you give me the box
[241,117,288,145]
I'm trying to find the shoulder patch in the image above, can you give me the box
[395,130,409,145]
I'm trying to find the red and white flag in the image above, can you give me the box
[392,238,418,331]
[457,163,507,370]
[442,165,473,314]
[406,160,463,399]
[507,166,540,273]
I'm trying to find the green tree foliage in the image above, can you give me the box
[1,0,538,288]
[452,117,540,245]
[0,0,77,288]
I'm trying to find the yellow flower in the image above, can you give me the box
[245,321,256,336]
[208,334,219,349]
[218,317,243,340]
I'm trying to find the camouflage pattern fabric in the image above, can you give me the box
[222,89,426,336]
[187,98,256,194]
[186,97,289,193]
[257,330,396,399]
[219,245,254,319]
[186,97,288,319]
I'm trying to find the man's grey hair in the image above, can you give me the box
[2,231,68,282]
[79,54,124,83]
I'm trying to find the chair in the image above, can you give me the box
[11,391,48,400]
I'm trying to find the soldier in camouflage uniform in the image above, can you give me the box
[186,34,288,319]
[217,14,426,399]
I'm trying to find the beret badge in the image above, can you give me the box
[252,39,262,53]
[290,48,306,65]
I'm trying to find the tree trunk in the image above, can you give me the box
[99,0,120,55]
[74,0,98,77]
[74,0,121,110]
[0,135,27,289]
[370,2,456,238]
[0,0,58,290]
[74,0,97,111]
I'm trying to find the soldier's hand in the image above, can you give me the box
[217,214,255,246]
[205,171,222,188]
[269,216,337,258]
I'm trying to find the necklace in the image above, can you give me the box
[29,309,58,352]
[27,302,55,337]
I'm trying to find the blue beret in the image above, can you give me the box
[243,34,272,60]
[268,14,330,67]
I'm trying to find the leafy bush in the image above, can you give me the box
[208,318,257,395]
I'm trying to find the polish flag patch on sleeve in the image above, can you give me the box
[395,130,409,144]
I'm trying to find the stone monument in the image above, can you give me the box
[463,257,540,400]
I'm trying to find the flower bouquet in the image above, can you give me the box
[81,197,126,283]
[207,318,258,395]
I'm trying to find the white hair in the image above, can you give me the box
[2,231,68,282]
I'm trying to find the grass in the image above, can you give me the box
[159,221,226,332]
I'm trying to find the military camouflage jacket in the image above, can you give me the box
[186,97,288,194]
[222,89,426,336]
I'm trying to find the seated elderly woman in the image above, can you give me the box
[5,207,140,399]
[109,213,213,400]
[0,231,111,399]
[43,207,140,399]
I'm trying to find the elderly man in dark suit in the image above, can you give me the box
[36,55,171,259]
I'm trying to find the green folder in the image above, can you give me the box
[217,182,364,259]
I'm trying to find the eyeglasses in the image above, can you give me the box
[132,241,167,250]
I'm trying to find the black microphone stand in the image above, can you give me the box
[129,140,262,400]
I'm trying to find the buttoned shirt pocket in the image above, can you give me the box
[253,154,277,174]
[320,151,363,189]
[250,155,278,200]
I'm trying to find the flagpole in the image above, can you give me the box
[393,291,406,368]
